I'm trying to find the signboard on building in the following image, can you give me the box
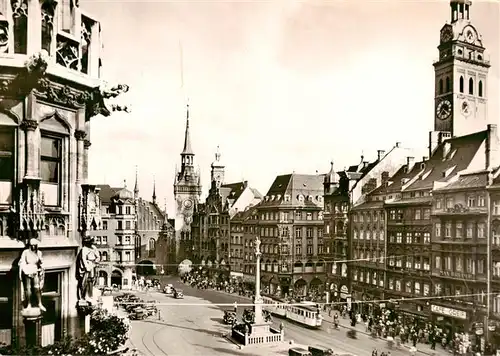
[430,304,466,320]
[340,285,349,299]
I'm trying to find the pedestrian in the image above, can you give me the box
[233,302,238,313]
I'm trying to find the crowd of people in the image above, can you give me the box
[180,270,496,355]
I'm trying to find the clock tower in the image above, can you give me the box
[173,103,202,262]
[433,0,490,137]
[210,146,225,189]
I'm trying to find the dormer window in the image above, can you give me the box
[277,194,282,200]
[284,194,291,202]
[298,195,304,202]
[308,196,313,201]
[271,195,275,200]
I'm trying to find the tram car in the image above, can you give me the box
[262,296,323,328]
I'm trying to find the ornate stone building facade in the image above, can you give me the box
[0,0,124,348]
[173,106,201,263]
[192,149,262,279]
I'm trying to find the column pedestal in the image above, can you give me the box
[76,300,93,336]
[22,308,42,348]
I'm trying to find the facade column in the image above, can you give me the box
[74,130,86,183]
[21,120,39,179]
[254,236,264,324]
[83,140,91,184]
[23,316,42,348]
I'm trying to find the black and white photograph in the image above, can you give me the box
[0,0,499,355]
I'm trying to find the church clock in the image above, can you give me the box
[436,99,452,120]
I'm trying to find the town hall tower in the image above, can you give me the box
[433,0,491,137]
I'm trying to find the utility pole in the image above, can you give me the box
[485,170,493,353]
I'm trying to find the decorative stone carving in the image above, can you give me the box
[447,203,469,213]
[0,13,9,53]
[83,140,91,149]
[18,179,45,232]
[11,0,28,19]
[20,119,38,131]
[36,78,90,108]
[19,238,46,314]
[78,184,101,232]
[74,129,86,141]
[25,51,49,77]
[76,235,100,303]
[56,33,79,69]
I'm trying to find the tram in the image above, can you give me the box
[262,296,323,328]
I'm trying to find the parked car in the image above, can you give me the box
[289,348,312,356]
[308,346,334,356]
[174,289,184,299]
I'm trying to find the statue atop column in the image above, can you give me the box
[76,235,100,304]
[19,238,46,313]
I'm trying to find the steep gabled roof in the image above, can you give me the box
[435,171,489,192]
[405,130,487,191]
[259,173,324,208]
[97,185,121,204]
[371,163,424,195]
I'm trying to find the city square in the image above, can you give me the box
[0,0,499,355]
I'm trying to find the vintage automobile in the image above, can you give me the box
[308,346,335,356]
[129,307,148,320]
[289,347,312,356]
[223,310,237,325]
[174,289,184,299]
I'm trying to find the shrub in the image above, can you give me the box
[0,307,130,355]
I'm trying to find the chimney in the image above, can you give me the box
[406,156,415,171]
[243,180,248,188]
[395,142,402,148]
[443,142,452,160]
[486,124,499,169]
[363,161,369,169]
[377,150,386,160]
[422,156,428,162]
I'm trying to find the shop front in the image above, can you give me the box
[430,304,468,335]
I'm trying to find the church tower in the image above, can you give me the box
[210,146,225,189]
[433,0,490,137]
[173,104,202,262]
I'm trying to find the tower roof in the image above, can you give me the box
[134,166,139,195]
[182,103,194,155]
[211,145,224,168]
[152,177,157,202]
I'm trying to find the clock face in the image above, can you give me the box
[461,101,471,116]
[183,199,193,209]
[437,99,452,120]
[440,26,453,43]
[464,27,476,43]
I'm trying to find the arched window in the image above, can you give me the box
[479,80,483,97]
[149,238,156,258]
[459,76,464,93]
[445,77,451,92]
[101,251,108,261]
[469,78,474,95]
[439,79,444,94]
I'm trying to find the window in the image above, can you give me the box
[435,256,441,269]
[423,283,430,296]
[423,233,430,244]
[423,209,430,220]
[446,198,453,209]
[414,282,421,295]
[445,222,452,238]
[468,196,476,207]
[117,221,122,230]
[126,206,131,215]
[455,256,463,272]
[495,201,500,215]
[446,77,451,92]
[125,251,131,261]
[477,259,485,274]
[459,76,464,93]
[405,233,412,244]
[423,257,430,270]
[466,223,474,238]
[41,136,62,206]
[42,271,62,344]
[306,228,313,238]
[439,78,443,94]
[469,77,474,95]
[456,222,463,238]
[478,223,485,238]
[102,236,107,245]
[318,228,323,237]
[414,209,421,220]
[405,281,412,293]
[295,245,301,255]
[435,223,441,237]
[479,80,483,97]
[102,221,108,230]
[12,0,28,54]
[466,258,475,274]
[41,1,55,53]
[396,232,402,243]
[406,256,413,269]
[125,221,131,230]
[0,127,14,205]
[436,199,442,209]
[295,228,301,238]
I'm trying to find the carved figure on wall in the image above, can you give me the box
[0,13,8,54]
[76,235,100,302]
[19,238,46,312]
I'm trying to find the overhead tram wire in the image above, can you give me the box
[102,253,426,268]
[113,292,497,307]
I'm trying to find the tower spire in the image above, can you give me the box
[152,176,157,204]
[134,165,139,198]
[182,101,194,155]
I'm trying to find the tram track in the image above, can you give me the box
[137,321,170,356]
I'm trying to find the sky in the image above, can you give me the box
[85,0,500,216]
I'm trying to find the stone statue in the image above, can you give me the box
[19,238,46,312]
[254,236,261,255]
[76,235,100,302]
